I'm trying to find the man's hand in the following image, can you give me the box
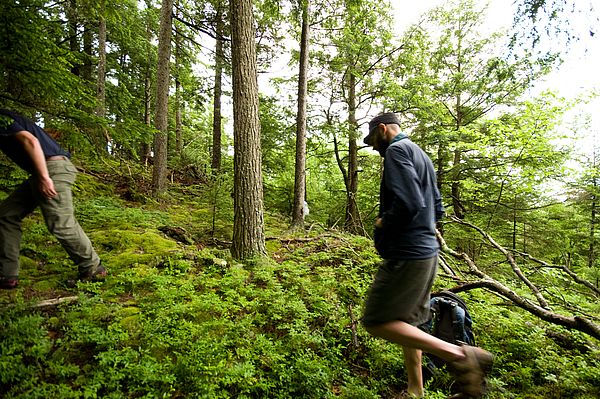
[14,130,57,199]
[375,217,384,229]
[38,175,57,199]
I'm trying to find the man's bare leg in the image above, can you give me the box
[366,320,465,361]
[403,346,424,397]
[367,320,493,398]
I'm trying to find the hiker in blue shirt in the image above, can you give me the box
[361,112,493,398]
[0,109,106,289]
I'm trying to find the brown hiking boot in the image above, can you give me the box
[0,277,18,289]
[78,263,108,282]
[448,345,494,398]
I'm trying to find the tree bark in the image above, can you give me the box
[230,0,266,259]
[67,0,80,76]
[95,0,106,119]
[175,29,183,155]
[344,72,363,234]
[152,0,174,196]
[211,1,225,173]
[82,26,93,82]
[141,19,153,166]
[291,0,310,229]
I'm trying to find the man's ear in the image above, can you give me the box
[378,123,388,140]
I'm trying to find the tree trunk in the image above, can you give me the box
[174,28,182,155]
[175,76,182,154]
[230,0,266,259]
[141,19,153,166]
[67,0,80,76]
[95,0,106,118]
[344,72,362,234]
[211,1,225,173]
[82,26,93,82]
[152,0,173,196]
[451,148,464,219]
[94,0,110,153]
[588,168,597,269]
[291,0,310,229]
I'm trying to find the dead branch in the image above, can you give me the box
[437,222,600,341]
[32,296,79,309]
[513,249,600,297]
[450,216,550,309]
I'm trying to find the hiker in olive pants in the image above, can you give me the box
[0,109,105,289]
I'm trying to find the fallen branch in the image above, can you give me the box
[437,222,600,341]
[513,249,600,297]
[32,296,79,309]
[450,216,549,309]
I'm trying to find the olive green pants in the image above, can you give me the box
[0,158,100,279]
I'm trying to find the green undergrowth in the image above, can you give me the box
[0,159,599,398]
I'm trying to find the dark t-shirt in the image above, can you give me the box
[374,134,444,260]
[0,109,70,174]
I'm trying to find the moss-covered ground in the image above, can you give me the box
[0,159,598,398]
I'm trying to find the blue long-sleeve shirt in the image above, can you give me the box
[374,134,444,259]
[0,110,70,174]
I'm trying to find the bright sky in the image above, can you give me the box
[391,0,600,155]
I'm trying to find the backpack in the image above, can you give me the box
[425,290,475,345]
[420,291,475,376]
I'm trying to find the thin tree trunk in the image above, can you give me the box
[211,2,225,173]
[141,18,153,166]
[82,26,93,82]
[175,77,182,154]
[589,157,597,269]
[152,0,174,196]
[67,0,80,76]
[95,0,106,117]
[174,28,182,155]
[94,0,110,153]
[345,72,362,234]
[230,0,266,259]
[291,0,310,229]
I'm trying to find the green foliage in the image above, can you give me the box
[1,159,599,399]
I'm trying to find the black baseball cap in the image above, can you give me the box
[364,112,401,145]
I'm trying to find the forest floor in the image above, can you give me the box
[0,159,599,399]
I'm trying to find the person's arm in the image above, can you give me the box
[14,130,57,199]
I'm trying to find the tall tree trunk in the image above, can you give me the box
[152,0,173,196]
[95,0,109,152]
[436,143,447,235]
[174,28,182,155]
[175,76,182,154]
[589,168,597,270]
[95,0,106,117]
[141,19,153,166]
[211,1,225,173]
[82,26,93,82]
[67,0,80,76]
[230,0,266,259]
[345,72,362,234]
[291,0,310,229]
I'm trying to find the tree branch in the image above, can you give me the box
[436,221,600,341]
[450,215,550,309]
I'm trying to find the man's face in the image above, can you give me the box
[371,125,389,157]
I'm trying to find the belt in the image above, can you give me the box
[46,155,68,161]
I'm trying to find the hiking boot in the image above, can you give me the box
[0,277,18,290]
[78,263,108,282]
[396,391,422,399]
[448,345,494,398]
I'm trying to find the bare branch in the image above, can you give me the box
[450,216,550,309]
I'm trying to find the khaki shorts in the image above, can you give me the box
[362,256,438,327]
